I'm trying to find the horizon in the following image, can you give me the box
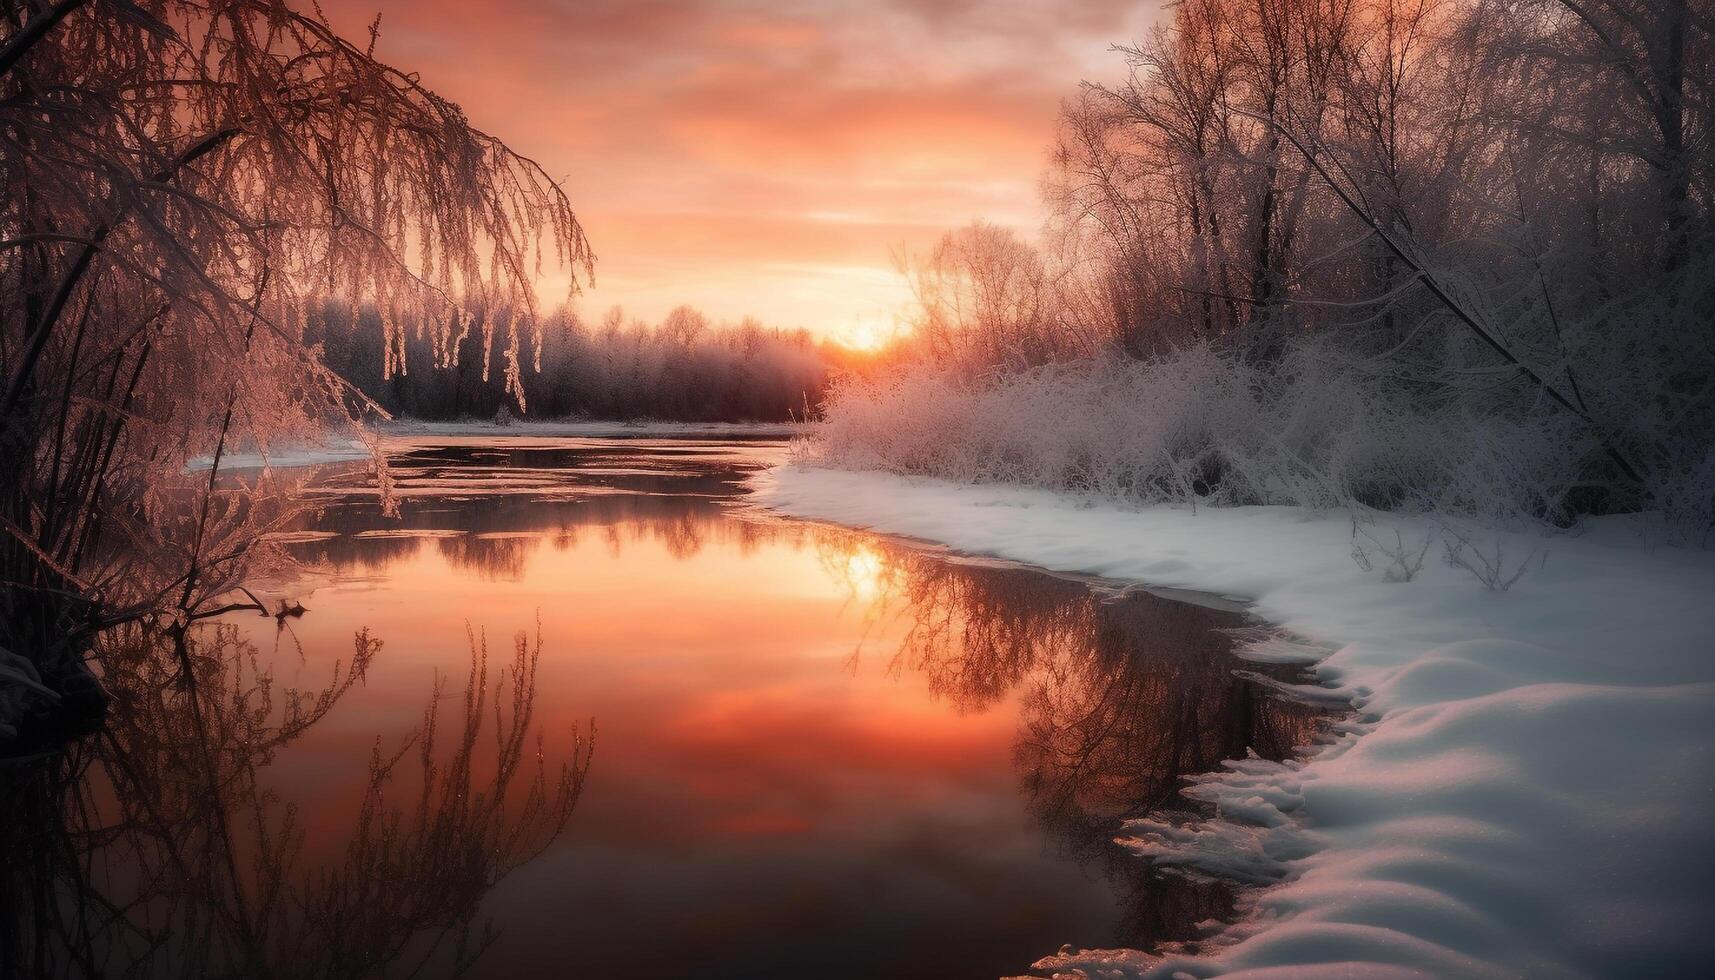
[324,0,1160,344]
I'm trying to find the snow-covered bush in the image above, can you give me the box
[1646,447,1715,549]
[803,339,1605,530]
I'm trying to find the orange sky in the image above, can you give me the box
[328,0,1160,343]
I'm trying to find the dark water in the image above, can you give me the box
[1,436,1325,979]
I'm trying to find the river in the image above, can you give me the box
[4,435,1325,980]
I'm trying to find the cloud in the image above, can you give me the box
[329,0,1160,333]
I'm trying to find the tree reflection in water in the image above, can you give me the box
[280,492,798,580]
[823,533,1327,952]
[0,622,592,979]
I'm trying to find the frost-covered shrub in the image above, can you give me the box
[1437,520,1548,591]
[803,340,1607,529]
[1350,520,1434,583]
[1645,448,1715,548]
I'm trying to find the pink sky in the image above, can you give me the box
[329,0,1159,342]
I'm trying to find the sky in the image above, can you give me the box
[327,0,1159,344]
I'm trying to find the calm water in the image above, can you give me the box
[5,437,1324,979]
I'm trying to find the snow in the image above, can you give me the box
[748,465,1715,979]
[186,439,370,471]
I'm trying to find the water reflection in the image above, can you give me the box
[823,537,1322,954]
[6,437,1328,980]
[274,439,789,577]
[0,623,592,979]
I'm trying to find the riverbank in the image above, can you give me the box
[749,464,1715,979]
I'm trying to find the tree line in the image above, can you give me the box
[312,302,845,422]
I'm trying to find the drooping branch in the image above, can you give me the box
[0,0,93,79]
[0,0,596,674]
[1,126,242,417]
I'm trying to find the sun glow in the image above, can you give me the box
[836,318,895,352]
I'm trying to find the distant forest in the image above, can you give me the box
[308,302,850,422]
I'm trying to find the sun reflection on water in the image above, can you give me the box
[842,543,885,599]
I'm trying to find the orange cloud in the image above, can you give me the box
[324,0,1162,334]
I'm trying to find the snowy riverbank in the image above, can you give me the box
[749,464,1715,979]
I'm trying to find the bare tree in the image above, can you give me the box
[867,0,1712,532]
[897,222,1073,374]
[0,2,593,685]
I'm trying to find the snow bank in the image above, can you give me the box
[749,465,1715,979]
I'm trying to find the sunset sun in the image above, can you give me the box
[837,318,895,353]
